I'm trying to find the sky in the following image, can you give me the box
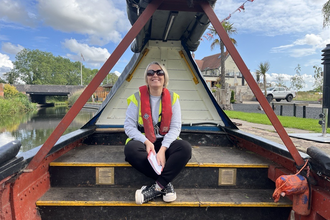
[0,0,329,91]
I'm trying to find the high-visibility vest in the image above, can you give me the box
[126,85,179,143]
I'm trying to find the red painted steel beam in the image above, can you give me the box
[199,1,305,166]
[27,0,165,170]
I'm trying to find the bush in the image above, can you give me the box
[4,84,19,98]
[0,96,37,115]
[0,85,37,115]
[230,90,236,103]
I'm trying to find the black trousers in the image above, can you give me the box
[124,138,192,188]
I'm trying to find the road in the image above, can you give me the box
[232,100,322,119]
[230,100,330,155]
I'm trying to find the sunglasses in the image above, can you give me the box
[146,69,165,76]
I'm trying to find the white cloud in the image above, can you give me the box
[0,53,13,69]
[304,59,323,68]
[0,53,13,79]
[37,0,130,46]
[62,39,110,67]
[216,0,329,61]
[271,30,330,57]
[291,48,317,58]
[265,72,315,91]
[114,70,121,76]
[270,44,294,53]
[1,42,24,55]
[295,34,323,46]
[0,0,35,26]
[267,72,292,82]
[215,0,328,36]
[271,31,330,57]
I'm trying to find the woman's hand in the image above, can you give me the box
[157,146,167,169]
[144,139,156,155]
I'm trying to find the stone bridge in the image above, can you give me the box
[14,84,85,104]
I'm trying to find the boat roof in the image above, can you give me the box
[126,0,217,53]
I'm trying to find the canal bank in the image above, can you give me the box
[0,106,97,152]
[232,119,330,156]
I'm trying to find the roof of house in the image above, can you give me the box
[195,51,229,71]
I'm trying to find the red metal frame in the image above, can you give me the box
[12,1,329,219]
[26,0,165,171]
[10,139,83,219]
[199,1,305,167]
[27,0,304,172]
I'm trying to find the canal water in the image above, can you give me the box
[0,106,97,153]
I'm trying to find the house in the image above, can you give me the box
[194,52,246,88]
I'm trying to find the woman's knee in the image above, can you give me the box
[124,140,144,159]
[181,140,192,158]
[171,140,192,157]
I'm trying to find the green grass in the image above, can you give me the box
[224,110,330,133]
[54,102,68,106]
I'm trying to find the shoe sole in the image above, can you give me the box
[135,189,144,205]
[163,192,177,202]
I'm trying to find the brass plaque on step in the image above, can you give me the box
[218,168,237,186]
[96,167,114,185]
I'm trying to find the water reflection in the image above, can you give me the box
[0,106,96,152]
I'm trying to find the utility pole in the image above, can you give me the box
[322,44,330,129]
[80,61,82,86]
[80,53,85,86]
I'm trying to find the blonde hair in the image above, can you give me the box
[144,61,169,88]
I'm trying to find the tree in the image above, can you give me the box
[5,48,97,85]
[208,21,237,89]
[313,65,323,92]
[83,68,99,85]
[255,72,260,86]
[323,0,330,27]
[290,64,305,92]
[275,75,287,88]
[50,57,80,85]
[256,62,270,96]
[4,69,20,84]
[11,49,55,84]
[102,72,118,86]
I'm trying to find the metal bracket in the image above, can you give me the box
[96,167,115,185]
[218,168,237,186]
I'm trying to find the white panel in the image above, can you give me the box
[96,41,223,126]
[180,101,208,111]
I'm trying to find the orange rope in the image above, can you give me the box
[273,159,309,199]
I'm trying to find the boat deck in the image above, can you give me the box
[37,139,292,220]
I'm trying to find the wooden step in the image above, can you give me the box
[49,145,274,189]
[37,188,292,220]
[51,144,271,165]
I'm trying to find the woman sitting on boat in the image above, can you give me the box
[124,61,192,205]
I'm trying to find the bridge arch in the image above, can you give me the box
[14,85,86,104]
